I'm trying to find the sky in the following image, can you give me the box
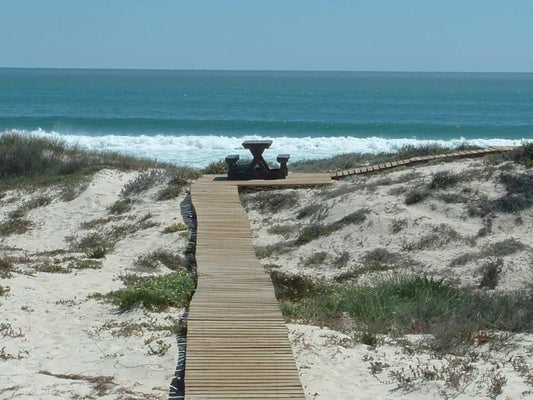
[1,0,532,72]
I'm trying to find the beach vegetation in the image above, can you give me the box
[296,203,327,220]
[201,159,227,174]
[277,275,532,353]
[367,171,422,190]
[360,248,401,270]
[478,259,502,289]
[468,172,533,217]
[38,371,115,397]
[121,169,166,195]
[254,242,293,259]
[162,223,188,234]
[496,172,533,212]
[321,182,365,199]
[0,284,9,296]
[60,180,90,202]
[267,223,299,238]
[156,170,199,202]
[135,249,187,271]
[0,258,14,279]
[104,272,196,311]
[0,218,33,236]
[488,143,533,168]
[332,251,350,269]
[69,232,108,252]
[449,238,525,267]
[269,269,314,300]
[429,171,462,190]
[335,249,407,282]
[390,218,408,234]
[35,263,71,273]
[438,192,469,204]
[108,198,134,215]
[296,208,369,245]
[244,190,300,213]
[87,247,106,259]
[156,185,181,200]
[69,221,157,253]
[387,186,408,196]
[296,223,333,245]
[511,142,533,167]
[68,259,102,270]
[301,251,329,268]
[410,224,461,251]
[0,133,179,190]
[156,170,198,200]
[405,188,430,205]
[9,195,52,219]
[80,217,114,230]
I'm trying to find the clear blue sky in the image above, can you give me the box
[1,0,532,72]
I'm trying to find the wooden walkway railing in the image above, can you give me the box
[185,174,331,399]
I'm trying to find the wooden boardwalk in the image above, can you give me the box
[185,174,331,399]
[331,146,514,179]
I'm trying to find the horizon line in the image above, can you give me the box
[1,66,533,74]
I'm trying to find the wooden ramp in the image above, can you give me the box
[185,174,330,399]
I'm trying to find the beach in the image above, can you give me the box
[1,138,532,399]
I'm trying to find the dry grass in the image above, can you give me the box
[39,370,115,396]
[0,218,33,236]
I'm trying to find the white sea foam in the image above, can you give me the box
[2,129,530,168]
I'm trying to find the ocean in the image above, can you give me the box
[1,68,532,167]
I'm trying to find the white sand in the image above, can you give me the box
[289,324,533,400]
[1,170,189,399]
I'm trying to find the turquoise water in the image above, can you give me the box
[1,69,532,166]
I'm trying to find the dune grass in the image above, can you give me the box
[296,208,369,244]
[0,133,198,190]
[105,272,196,311]
[275,273,532,353]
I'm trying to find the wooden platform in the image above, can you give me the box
[185,176,326,399]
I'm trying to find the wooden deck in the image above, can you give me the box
[185,175,330,399]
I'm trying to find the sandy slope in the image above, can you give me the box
[1,170,188,399]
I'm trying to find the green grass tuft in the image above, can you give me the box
[106,272,196,311]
